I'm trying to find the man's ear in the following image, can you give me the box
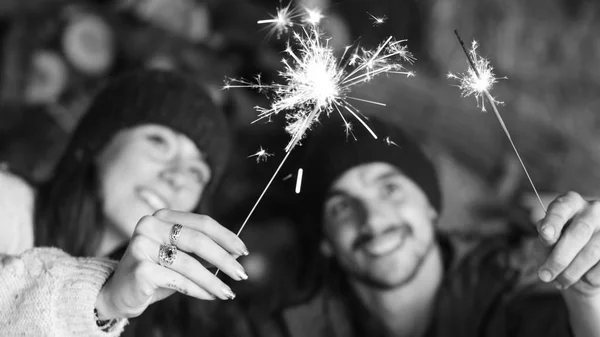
[320,240,334,257]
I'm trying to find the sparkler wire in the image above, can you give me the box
[454,30,546,213]
[215,105,320,276]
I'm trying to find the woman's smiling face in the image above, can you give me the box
[96,124,210,239]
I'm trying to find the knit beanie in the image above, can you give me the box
[300,114,441,224]
[60,69,231,203]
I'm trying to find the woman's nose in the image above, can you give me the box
[159,165,188,190]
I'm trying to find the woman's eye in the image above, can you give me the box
[382,182,402,198]
[147,134,169,149]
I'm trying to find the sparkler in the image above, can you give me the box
[224,9,415,242]
[448,30,546,212]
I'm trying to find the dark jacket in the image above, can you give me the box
[256,235,573,337]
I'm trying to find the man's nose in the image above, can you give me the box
[360,199,394,235]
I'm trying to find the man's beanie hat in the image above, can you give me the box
[300,114,442,223]
[58,69,231,200]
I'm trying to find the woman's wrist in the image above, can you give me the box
[95,278,115,320]
[94,308,118,332]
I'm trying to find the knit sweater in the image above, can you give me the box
[0,169,128,336]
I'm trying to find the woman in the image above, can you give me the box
[0,69,248,336]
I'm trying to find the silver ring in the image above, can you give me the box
[170,224,183,246]
[158,244,178,266]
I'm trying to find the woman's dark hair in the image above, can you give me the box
[33,155,105,257]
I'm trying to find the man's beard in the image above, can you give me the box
[343,238,435,290]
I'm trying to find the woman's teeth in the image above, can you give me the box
[138,189,168,211]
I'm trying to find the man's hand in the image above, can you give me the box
[536,191,600,296]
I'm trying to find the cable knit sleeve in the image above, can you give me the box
[0,247,128,336]
[0,169,35,254]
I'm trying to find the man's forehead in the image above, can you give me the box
[329,162,405,192]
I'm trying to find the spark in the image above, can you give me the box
[282,173,293,181]
[247,146,273,163]
[449,30,545,213]
[384,136,399,147]
[220,13,414,263]
[257,2,298,38]
[368,12,387,26]
[303,8,324,25]
[295,168,304,194]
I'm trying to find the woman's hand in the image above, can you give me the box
[95,209,248,319]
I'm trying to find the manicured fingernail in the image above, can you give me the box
[538,269,552,282]
[236,266,249,280]
[554,281,564,290]
[222,286,236,300]
[239,245,249,256]
[541,226,555,239]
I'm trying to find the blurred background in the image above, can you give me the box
[1,0,599,310]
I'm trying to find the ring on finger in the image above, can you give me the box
[159,244,178,266]
[170,224,183,246]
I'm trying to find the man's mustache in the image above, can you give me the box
[352,224,412,251]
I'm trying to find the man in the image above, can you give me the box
[263,115,600,337]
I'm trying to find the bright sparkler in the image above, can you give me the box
[248,146,273,163]
[448,30,546,213]
[447,40,504,112]
[222,10,415,244]
[225,27,415,152]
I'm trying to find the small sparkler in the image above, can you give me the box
[367,12,387,26]
[224,9,415,242]
[448,30,546,212]
[247,146,273,163]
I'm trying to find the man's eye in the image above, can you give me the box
[189,167,205,184]
[329,199,352,219]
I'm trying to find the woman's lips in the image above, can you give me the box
[137,187,170,211]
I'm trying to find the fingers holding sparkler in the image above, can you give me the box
[448,30,546,213]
